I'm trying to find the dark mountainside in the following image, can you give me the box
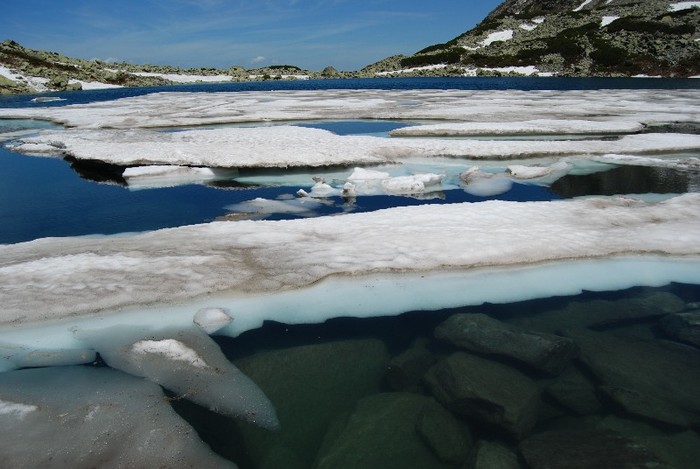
[368,0,700,77]
[1,0,699,94]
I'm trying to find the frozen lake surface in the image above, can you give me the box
[1,78,700,468]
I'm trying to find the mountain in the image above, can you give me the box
[368,0,700,77]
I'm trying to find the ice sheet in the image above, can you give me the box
[1,194,699,327]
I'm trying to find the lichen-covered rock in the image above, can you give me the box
[424,352,540,439]
[434,313,576,375]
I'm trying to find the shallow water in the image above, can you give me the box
[168,283,700,469]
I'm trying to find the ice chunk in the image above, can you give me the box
[0,366,237,468]
[123,165,239,189]
[72,325,280,430]
[0,343,95,371]
[193,307,233,334]
[225,197,323,218]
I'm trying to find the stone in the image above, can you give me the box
[231,339,390,468]
[598,385,691,429]
[434,313,576,375]
[519,430,667,469]
[385,338,436,391]
[660,311,700,348]
[314,393,470,469]
[416,399,473,465]
[424,352,540,439]
[565,328,700,427]
[545,366,601,416]
[473,441,521,469]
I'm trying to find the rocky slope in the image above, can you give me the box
[370,0,700,77]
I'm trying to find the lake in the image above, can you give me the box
[1,77,700,468]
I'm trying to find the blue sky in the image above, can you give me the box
[1,0,502,71]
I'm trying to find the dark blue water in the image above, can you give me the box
[0,77,698,109]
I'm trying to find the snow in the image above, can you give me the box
[193,307,233,333]
[669,1,700,11]
[123,165,238,189]
[0,65,49,92]
[0,399,38,419]
[481,30,514,47]
[132,71,233,83]
[574,0,593,12]
[132,339,210,369]
[601,16,620,27]
[12,126,700,168]
[67,79,122,90]
[533,17,545,24]
[520,23,539,31]
[375,64,448,76]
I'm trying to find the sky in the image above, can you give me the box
[1,0,503,71]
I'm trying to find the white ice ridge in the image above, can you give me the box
[1,89,698,129]
[1,194,700,327]
[11,126,700,168]
[389,119,645,136]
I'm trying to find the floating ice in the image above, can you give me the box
[0,366,237,468]
[193,307,233,334]
[123,164,239,189]
[73,325,280,430]
[390,119,645,136]
[225,196,325,218]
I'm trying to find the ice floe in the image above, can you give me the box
[0,366,237,468]
[390,119,646,136]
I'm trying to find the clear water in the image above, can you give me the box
[1,77,699,468]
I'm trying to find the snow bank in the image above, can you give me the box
[132,71,234,83]
[0,65,49,92]
[67,79,122,90]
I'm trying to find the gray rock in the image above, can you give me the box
[545,366,602,416]
[473,441,521,469]
[314,392,470,469]
[424,352,540,439]
[519,430,668,469]
[565,329,700,427]
[660,311,700,348]
[232,339,390,468]
[434,313,576,375]
[385,338,436,391]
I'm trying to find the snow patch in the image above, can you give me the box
[669,2,700,12]
[132,339,210,369]
[481,30,514,47]
[601,16,620,27]
[68,79,122,90]
[574,0,593,12]
[0,399,38,419]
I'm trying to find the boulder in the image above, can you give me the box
[660,311,700,348]
[424,352,540,439]
[385,338,436,391]
[565,329,700,427]
[544,366,601,416]
[314,393,472,469]
[232,338,390,468]
[519,430,668,469]
[473,441,521,469]
[434,313,576,375]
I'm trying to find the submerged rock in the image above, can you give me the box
[473,440,522,469]
[73,325,279,430]
[544,366,602,416]
[519,430,667,469]
[231,339,390,468]
[566,328,700,428]
[385,338,436,391]
[314,393,471,469]
[660,311,700,348]
[434,313,576,375]
[424,352,540,439]
[0,366,236,468]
